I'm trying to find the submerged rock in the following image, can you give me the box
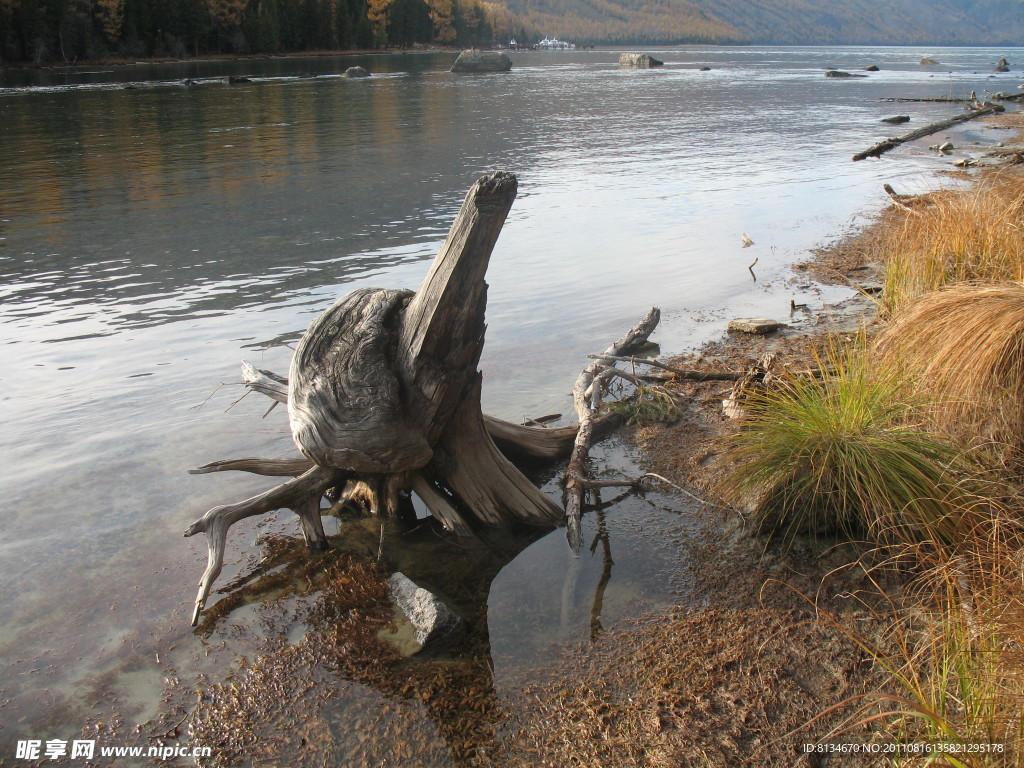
[388,573,461,651]
[881,115,911,124]
[619,53,663,68]
[450,49,512,73]
[825,70,867,78]
[345,66,370,78]
[920,57,939,66]
[728,318,781,335]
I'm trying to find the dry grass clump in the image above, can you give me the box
[826,513,1024,767]
[720,337,976,548]
[873,283,1024,465]
[878,173,1024,313]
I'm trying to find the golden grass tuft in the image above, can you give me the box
[878,173,1024,313]
[873,283,1024,464]
[719,335,980,549]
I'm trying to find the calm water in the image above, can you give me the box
[1,45,1021,760]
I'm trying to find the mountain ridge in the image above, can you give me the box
[492,0,1024,46]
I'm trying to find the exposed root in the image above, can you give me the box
[189,457,314,476]
[183,466,340,626]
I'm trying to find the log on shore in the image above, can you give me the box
[853,103,1004,161]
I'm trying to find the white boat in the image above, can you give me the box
[534,36,575,50]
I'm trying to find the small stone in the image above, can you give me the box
[389,573,461,650]
[728,318,781,334]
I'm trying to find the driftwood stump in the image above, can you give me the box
[185,172,569,624]
[185,171,662,625]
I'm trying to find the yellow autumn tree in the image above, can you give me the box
[366,0,394,46]
[95,0,125,42]
[426,0,454,43]
[205,0,248,29]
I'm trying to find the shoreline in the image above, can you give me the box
[0,46,461,74]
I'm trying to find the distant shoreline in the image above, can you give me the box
[0,46,460,73]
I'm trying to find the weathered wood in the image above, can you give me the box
[853,103,1004,161]
[434,376,564,527]
[184,465,340,625]
[584,354,743,381]
[185,171,663,623]
[398,171,517,443]
[483,413,623,463]
[564,307,661,552]
[189,457,314,476]
[288,287,432,473]
[238,363,614,464]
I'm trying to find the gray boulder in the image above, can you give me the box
[388,572,461,650]
[619,53,663,68]
[345,66,370,78]
[450,49,512,73]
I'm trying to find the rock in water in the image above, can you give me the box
[450,49,512,73]
[389,573,461,650]
[345,66,370,78]
[825,70,867,78]
[882,115,911,124]
[728,318,781,335]
[920,57,939,65]
[864,64,880,71]
[619,53,663,68]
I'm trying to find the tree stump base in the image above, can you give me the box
[185,172,661,625]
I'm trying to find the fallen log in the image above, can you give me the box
[584,354,742,381]
[853,103,1004,161]
[563,308,660,552]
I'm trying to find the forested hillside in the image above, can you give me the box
[1,0,1020,66]
[0,0,495,64]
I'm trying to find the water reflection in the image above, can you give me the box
[178,449,697,766]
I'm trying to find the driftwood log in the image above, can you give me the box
[853,102,1004,161]
[184,172,659,624]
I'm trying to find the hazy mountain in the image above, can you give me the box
[496,0,1024,45]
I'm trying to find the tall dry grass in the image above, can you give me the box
[822,509,1024,767]
[878,173,1024,313]
[873,283,1024,466]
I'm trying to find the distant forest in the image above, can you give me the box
[2,0,1020,65]
[0,0,508,64]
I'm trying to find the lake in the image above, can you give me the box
[1,44,1020,762]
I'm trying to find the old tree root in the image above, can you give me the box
[184,172,659,625]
